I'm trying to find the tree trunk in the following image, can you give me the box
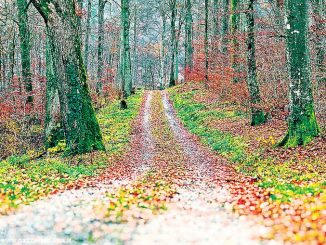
[97,0,106,93]
[230,0,241,83]
[280,0,319,147]
[17,0,33,104]
[45,35,62,148]
[213,0,219,37]
[132,3,138,87]
[220,0,229,54]
[160,14,167,89]
[175,12,182,83]
[246,0,266,126]
[204,0,209,86]
[184,0,193,81]
[312,0,325,87]
[84,0,92,69]
[120,0,132,97]
[169,0,177,87]
[9,29,16,85]
[32,0,105,154]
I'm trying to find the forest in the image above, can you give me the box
[0,0,325,244]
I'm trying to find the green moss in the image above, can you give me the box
[280,104,320,147]
[169,87,247,164]
[0,91,144,213]
[168,85,325,203]
[251,109,266,126]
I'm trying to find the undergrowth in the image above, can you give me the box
[0,91,143,214]
[168,85,325,203]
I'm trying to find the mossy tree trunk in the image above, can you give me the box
[184,0,193,81]
[32,0,105,154]
[230,0,241,83]
[17,0,33,105]
[169,0,177,87]
[45,35,62,148]
[280,0,319,147]
[246,0,266,126]
[120,0,132,97]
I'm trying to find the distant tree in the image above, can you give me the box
[212,0,219,37]
[120,0,132,98]
[17,0,33,105]
[31,0,105,154]
[220,0,229,54]
[97,0,107,93]
[184,0,193,80]
[204,0,209,85]
[311,0,325,87]
[169,0,177,87]
[84,0,92,70]
[245,0,266,126]
[230,0,241,83]
[159,1,168,88]
[280,0,319,147]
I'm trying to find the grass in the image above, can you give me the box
[168,85,325,202]
[0,91,144,214]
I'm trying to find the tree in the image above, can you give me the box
[97,0,106,93]
[245,0,266,126]
[280,0,319,147]
[174,9,183,84]
[184,0,193,80]
[17,0,33,105]
[204,0,209,86]
[120,0,132,99]
[212,0,219,37]
[230,0,241,83]
[169,0,177,87]
[31,0,105,154]
[311,0,325,87]
[220,0,229,54]
[44,36,61,148]
[84,0,92,70]
[159,2,168,88]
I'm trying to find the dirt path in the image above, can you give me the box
[0,92,155,244]
[0,91,277,245]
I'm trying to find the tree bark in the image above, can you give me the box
[230,0,241,83]
[45,35,62,148]
[84,0,92,69]
[184,0,193,81]
[311,0,325,87]
[160,13,167,89]
[97,0,106,93]
[220,0,229,54]
[17,0,33,105]
[212,0,219,37]
[32,0,105,154]
[280,0,319,147]
[204,0,209,86]
[120,0,132,98]
[245,0,266,126]
[169,0,177,87]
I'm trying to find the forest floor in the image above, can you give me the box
[0,87,325,244]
